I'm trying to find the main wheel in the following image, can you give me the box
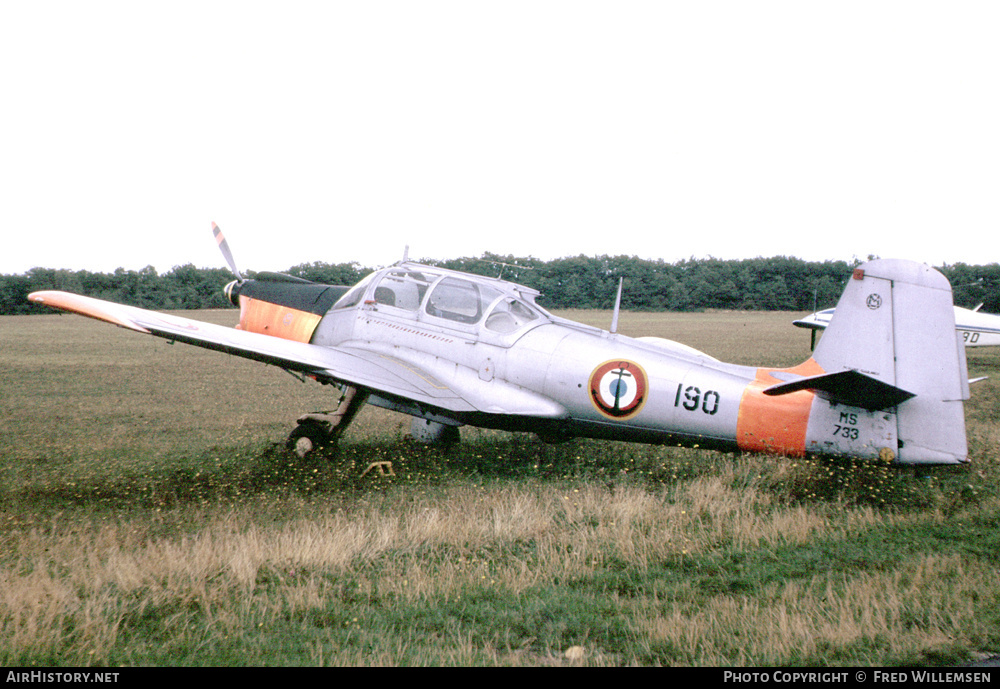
[286,421,336,459]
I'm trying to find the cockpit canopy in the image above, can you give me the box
[331,263,547,335]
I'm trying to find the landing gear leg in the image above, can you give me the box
[286,385,369,459]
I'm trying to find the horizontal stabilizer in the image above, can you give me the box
[763,369,915,411]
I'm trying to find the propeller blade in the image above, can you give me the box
[212,222,244,281]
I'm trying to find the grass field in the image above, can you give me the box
[1,308,999,666]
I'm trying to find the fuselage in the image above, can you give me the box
[287,262,893,460]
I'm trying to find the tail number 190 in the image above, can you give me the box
[674,384,720,415]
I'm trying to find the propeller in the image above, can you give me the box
[212,223,316,306]
[212,222,244,282]
[212,222,248,307]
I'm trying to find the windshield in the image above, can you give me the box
[331,273,376,310]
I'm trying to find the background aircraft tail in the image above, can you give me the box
[811,259,969,464]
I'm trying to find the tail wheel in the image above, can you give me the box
[286,421,335,459]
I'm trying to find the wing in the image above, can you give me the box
[29,291,559,416]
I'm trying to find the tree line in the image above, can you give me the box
[4,255,999,316]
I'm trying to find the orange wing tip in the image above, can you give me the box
[29,291,150,334]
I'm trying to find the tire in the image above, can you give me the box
[286,421,335,459]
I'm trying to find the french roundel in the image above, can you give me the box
[589,359,648,419]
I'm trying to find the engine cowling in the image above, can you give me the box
[222,277,350,343]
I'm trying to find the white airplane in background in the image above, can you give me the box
[795,304,1000,348]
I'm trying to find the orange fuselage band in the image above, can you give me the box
[736,358,824,456]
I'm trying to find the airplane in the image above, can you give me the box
[27,226,974,466]
[794,304,1000,349]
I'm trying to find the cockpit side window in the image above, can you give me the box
[373,270,433,311]
[425,277,502,325]
[485,297,541,333]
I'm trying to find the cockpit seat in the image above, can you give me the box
[374,286,396,307]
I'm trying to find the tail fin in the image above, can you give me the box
[811,259,969,464]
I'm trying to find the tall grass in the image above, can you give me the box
[1,310,998,665]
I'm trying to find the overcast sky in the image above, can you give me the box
[2,1,998,276]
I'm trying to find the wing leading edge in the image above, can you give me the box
[28,290,562,418]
